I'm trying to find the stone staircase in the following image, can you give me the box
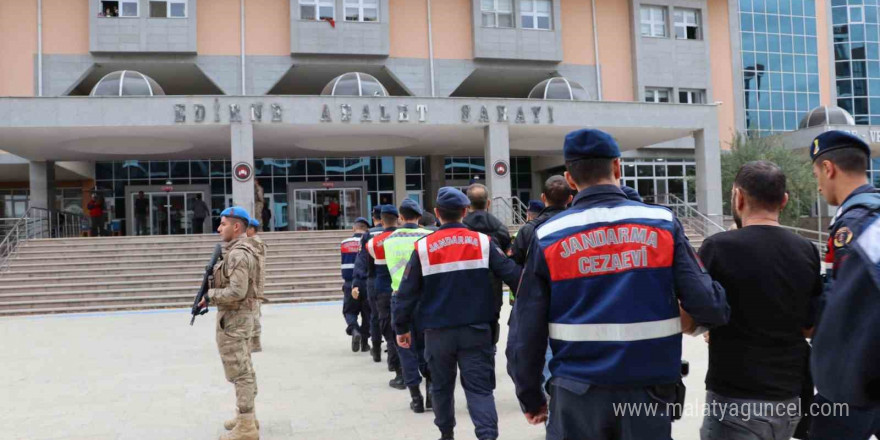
[0,230,352,316]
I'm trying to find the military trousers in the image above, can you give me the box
[216,309,258,414]
[392,295,428,387]
[425,324,497,440]
[375,290,399,369]
[342,283,371,337]
[366,278,381,347]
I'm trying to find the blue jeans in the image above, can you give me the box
[700,391,800,440]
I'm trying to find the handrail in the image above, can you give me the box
[0,207,87,273]
[644,194,726,239]
[491,196,528,226]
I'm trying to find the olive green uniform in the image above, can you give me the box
[248,235,268,350]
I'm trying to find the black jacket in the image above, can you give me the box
[510,206,567,266]
[463,210,512,252]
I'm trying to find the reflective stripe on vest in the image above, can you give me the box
[366,231,394,265]
[549,317,682,342]
[385,227,432,290]
[537,205,673,240]
[417,229,490,276]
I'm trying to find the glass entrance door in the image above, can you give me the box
[132,191,204,235]
[292,188,363,231]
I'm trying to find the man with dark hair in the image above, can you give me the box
[394,187,522,440]
[419,211,438,230]
[507,128,729,440]
[698,160,822,440]
[808,130,880,439]
[134,191,148,236]
[354,205,384,362]
[463,183,512,344]
[366,205,404,388]
[510,176,573,267]
[341,217,372,353]
[192,193,210,234]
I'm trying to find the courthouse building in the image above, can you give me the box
[0,0,877,234]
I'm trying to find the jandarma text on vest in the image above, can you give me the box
[428,235,479,253]
[558,225,660,258]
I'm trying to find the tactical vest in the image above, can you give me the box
[213,237,261,311]
[535,201,681,386]
[384,226,432,291]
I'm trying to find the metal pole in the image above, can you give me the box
[427,0,436,97]
[591,0,602,100]
[240,0,246,95]
[37,0,44,97]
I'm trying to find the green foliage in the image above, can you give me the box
[721,133,816,225]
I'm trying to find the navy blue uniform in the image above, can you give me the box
[366,226,400,370]
[341,233,370,338]
[811,185,880,440]
[507,185,729,440]
[393,224,522,440]
[354,226,383,349]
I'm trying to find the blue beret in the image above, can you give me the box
[621,185,643,203]
[248,217,260,228]
[220,206,251,222]
[400,198,423,216]
[527,200,545,213]
[380,204,399,216]
[372,205,382,217]
[564,129,621,161]
[354,217,370,225]
[436,187,469,209]
[810,130,871,162]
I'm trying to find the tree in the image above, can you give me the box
[721,133,816,226]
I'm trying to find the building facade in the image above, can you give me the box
[0,0,873,235]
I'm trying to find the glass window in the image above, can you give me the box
[344,0,378,22]
[300,0,335,21]
[645,87,671,103]
[521,0,552,30]
[481,0,513,28]
[674,8,701,40]
[679,89,705,104]
[100,0,138,17]
[850,5,865,24]
[641,5,667,37]
[149,1,186,17]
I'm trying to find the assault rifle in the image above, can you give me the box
[190,243,223,325]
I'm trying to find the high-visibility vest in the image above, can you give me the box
[384,226,432,291]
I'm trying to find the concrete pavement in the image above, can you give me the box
[1,301,711,440]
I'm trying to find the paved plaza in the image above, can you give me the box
[2,302,711,440]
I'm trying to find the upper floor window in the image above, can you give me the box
[100,0,138,17]
[344,0,378,22]
[674,8,701,40]
[849,5,864,24]
[640,5,667,38]
[679,89,705,104]
[521,0,552,30]
[150,1,187,18]
[645,87,671,103]
[301,0,335,21]
[481,0,514,28]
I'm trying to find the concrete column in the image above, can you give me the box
[231,122,255,216]
[484,124,512,224]
[393,156,408,206]
[425,155,446,210]
[28,161,56,210]
[693,128,723,232]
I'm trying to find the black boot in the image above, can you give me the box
[370,342,381,362]
[438,429,454,440]
[388,368,406,390]
[360,336,370,352]
[351,329,361,353]
[408,385,425,413]
[425,379,432,410]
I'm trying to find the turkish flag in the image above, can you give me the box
[322,17,336,28]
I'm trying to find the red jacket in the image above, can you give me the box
[87,200,104,218]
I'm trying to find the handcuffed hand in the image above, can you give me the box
[397,332,411,349]
[352,287,360,300]
[525,403,548,425]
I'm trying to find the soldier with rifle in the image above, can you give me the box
[193,206,263,440]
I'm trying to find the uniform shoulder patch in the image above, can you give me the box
[833,226,854,249]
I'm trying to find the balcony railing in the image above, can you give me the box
[0,208,87,273]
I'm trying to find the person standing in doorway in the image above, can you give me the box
[328,198,341,230]
[87,193,104,237]
[134,191,149,236]
[192,194,210,234]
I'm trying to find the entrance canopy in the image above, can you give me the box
[0,95,718,161]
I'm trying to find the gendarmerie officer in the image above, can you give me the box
[366,205,404,388]
[394,187,522,440]
[245,218,267,354]
[506,129,729,440]
[808,130,880,439]
[384,199,434,413]
[341,217,371,353]
[354,206,384,362]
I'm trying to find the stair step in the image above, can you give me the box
[2,265,343,278]
[0,272,343,286]
[0,278,344,295]
[15,243,340,255]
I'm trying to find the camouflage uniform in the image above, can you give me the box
[254,183,265,231]
[208,235,262,416]
[248,234,268,352]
